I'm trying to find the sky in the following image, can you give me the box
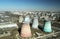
[0,0,60,11]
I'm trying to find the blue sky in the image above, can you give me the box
[0,0,60,11]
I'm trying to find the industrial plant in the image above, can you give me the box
[0,11,60,39]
